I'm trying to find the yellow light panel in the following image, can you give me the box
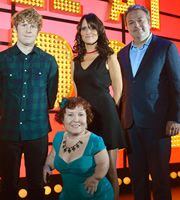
[52,0,81,15]
[171,133,180,148]
[11,29,74,108]
[151,0,160,29]
[107,0,135,22]
[11,0,44,7]
[109,39,125,55]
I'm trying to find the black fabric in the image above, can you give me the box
[74,55,127,150]
[127,123,172,200]
[0,134,48,200]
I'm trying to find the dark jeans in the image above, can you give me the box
[127,123,172,200]
[0,135,48,200]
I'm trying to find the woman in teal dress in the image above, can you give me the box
[71,13,127,200]
[43,97,114,200]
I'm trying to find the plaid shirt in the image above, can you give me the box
[0,44,58,141]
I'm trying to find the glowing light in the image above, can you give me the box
[51,0,81,14]
[151,0,160,29]
[118,178,122,185]
[177,171,180,177]
[107,0,135,22]
[171,133,180,148]
[54,184,63,193]
[149,174,152,181]
[109,39,125,55]
[18,189,28,198]
[44,186,51,195]
[170,172,177,179]
[11,0,44,7]
[123,177,131,185]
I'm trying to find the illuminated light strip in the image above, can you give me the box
[10,29,74,108]
[171,133,180,148]
[107,0,160,30]
[50,0,81,15]
[11,0,44,7]
[151,0,160,29]
[106,0,135,22]
[109,39,125,55]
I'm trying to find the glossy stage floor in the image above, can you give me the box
[119,186,180,200]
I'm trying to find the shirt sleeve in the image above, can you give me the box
[47,56,59,109]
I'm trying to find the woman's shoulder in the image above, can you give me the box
[53,131,65,143]
[107,53,117,61]
[89,132,105,145]
[88,132,106,154]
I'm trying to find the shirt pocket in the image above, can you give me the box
[2,70,21,90]
[30,68,48,87]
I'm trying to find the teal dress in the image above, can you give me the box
[53,131,114,200]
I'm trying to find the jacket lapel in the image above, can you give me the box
[124,43,134,79]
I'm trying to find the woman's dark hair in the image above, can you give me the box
[55,97,93,125]
[73,13,114,63]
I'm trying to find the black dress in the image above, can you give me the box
[74,55,127,150]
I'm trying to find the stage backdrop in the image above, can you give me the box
[0,0,180,198]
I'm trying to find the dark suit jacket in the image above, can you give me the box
[117,34,180,130]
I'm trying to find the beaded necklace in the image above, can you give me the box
[62,132,86,153]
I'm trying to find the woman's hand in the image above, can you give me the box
[43,164,52,184]
[84,176,99,195]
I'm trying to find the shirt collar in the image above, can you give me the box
[131,33,152,49]
[11,43,39,55]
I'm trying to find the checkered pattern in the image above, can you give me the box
[0,44,58,141]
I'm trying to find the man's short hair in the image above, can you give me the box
[124,4,151,26]
[12,7,43,32]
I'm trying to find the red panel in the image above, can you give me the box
[0,45,8,52]
[0,12,11,30]
[151,14,180,40]
[49,113,64,143]
[0,29,9,42]
[116,149,125,169]
[159,0,180,16]
[170,147,180,164]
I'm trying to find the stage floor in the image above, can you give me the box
[119,186,180,200]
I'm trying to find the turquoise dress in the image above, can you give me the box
[53,131,114,200]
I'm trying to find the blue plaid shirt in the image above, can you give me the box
[0,44,58,141]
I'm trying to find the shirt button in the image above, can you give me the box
[20,122,22,125]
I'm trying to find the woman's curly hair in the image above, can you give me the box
[73,13,114,64]
[55,97,94,125]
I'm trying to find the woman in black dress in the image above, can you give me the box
[71,13,127,200]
